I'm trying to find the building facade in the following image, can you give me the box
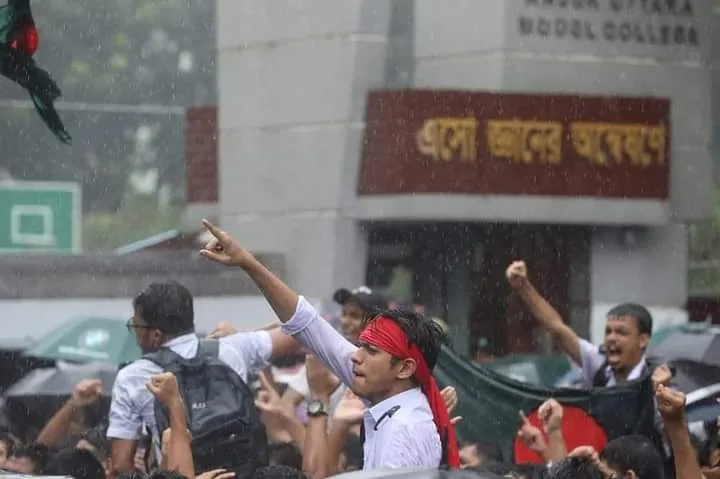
[216,0,715,354]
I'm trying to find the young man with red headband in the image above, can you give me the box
[199,220,460,470]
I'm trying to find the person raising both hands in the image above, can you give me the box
[199,219,460,470]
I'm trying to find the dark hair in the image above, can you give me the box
[464,465,506,479]
[147,470,189,479]
[601,435,665,479]
[44,447,106,479]
[268,442,302,470]
[512,463,549,478]
[474,441,504,463]
[547,456,603,479]
[270,354,306,369]
[12,442,50,473]
[373,309,445,370]
[469,462,516,477]
[133,281,194,335]
[479,461,517,476]
[117,469,147,479]
[606,303,653,336]
[252,465,308,479]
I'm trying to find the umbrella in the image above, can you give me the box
[4,363,116,398]
[649,325,720,365]
[649,324,686,348]
[4,363,116,441]
[0,337,54,394]
[24,316,141,366]
[685,384,720,424]
[661,359,720,393]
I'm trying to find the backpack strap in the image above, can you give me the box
[592,359,610,387]
[196,338,220,360]
[143,346,184,371]
[592,357,655,388]
[142,336,219,370]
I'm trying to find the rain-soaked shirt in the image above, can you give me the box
[577,338,648,386]
[281,296,442,469]
[106,331,272,451]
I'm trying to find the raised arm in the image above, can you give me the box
[199,219,298,322]
[199,219,355,385]
[506,261,581,365]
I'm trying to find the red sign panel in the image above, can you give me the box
[186,106,218,203]
[358,90,670,199]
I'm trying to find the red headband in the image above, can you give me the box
[359,315,460,469]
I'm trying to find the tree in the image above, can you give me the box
[688,190,720,295]
[0,0,215,213]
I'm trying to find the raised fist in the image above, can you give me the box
[506,261,528,289]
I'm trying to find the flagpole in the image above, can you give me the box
[0,99,185,115]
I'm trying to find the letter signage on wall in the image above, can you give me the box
[358,90,670,199]
[506,0,708,60]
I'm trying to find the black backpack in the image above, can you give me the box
[143,338,269,477]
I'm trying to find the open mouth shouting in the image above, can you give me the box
[605,344,623,364]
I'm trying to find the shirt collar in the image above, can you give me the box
[365,387,425,423]
[162,333,197,348]
[604,355,648,383]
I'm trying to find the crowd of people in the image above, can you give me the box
[0,220,717,479]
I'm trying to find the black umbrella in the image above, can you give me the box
[5,363,116,398]
[4,363,116,440]
[649,327,720,365]
[0,337,54,394]
[660,358,720,393]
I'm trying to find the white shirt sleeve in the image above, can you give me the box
[219,330,273,380]
[281,296,356,387]
[577,338,606,385]
[107,368,142,440]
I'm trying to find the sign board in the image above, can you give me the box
[358,90,670,199]
[0,182,81,253]
[505,0,710,62]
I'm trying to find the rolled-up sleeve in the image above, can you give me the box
[281,296,356,387]
[107,371,141,440]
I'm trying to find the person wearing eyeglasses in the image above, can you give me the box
[108,280,300,475]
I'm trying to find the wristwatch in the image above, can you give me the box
[307,400,329,417]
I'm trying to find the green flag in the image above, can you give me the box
[435,346,659,463]
[0,0,71,144]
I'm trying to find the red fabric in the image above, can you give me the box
[514,405,608,464]
[9,22,39,56]
[359,316,460,469]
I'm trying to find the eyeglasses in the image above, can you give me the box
[126,318,153,333]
